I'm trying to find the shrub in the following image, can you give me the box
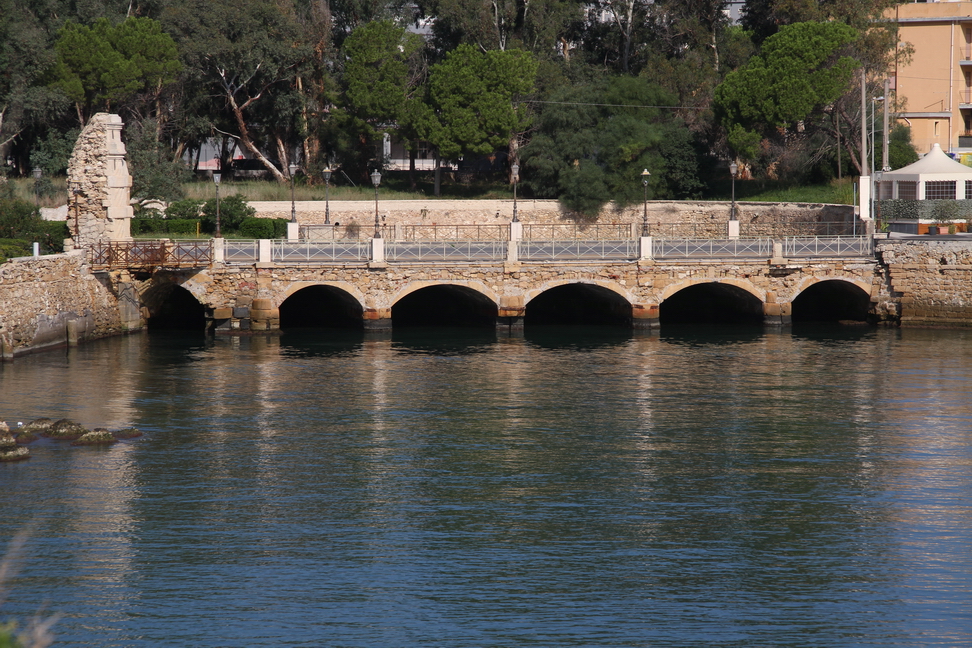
[165,199,203,220]
[201,194,255,234]
[131,218,200,236]
[239,217,276,239]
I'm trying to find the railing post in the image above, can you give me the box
[287,222,300,241]
[727,220,740,239]
[258,239,271,264]
[212,237,225,264]
[640,236,653,261]
[371,237,385,265]
[394,223,402,240]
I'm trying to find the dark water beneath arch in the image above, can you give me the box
[1,326,971,647]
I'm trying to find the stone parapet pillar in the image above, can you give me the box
[66,113,133,249]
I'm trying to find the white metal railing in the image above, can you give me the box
[388,224,510,240]
[784,236,873,257]
[385,240,508,262]
[653,238,774,259]
[224,240,259,264]
[518,239,639,261]
[272,240,370,263]
[522,223,636,239]
[300,225,367,241]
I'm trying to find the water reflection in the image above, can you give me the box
[1,326,971,646]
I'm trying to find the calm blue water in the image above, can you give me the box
[1,326,971,647]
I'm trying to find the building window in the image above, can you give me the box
[897,181,917,200]
[925,180,956,199]
[935,121,940,137]
[880,181,893,200]
[966,180,972,199]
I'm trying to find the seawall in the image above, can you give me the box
[877,239,972,327]
[0,252,142,360]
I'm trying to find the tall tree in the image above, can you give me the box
[426,44,537,162]
[52,17,181,125]
[714,21,858,161]
[521,76,702,217]
[161,0,313,183]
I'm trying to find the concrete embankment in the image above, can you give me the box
[0,251,142,360]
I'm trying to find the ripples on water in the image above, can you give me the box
[1,326,971,647]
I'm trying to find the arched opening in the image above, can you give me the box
[279,285,364,329]
[660,283,763,325]
[392,285,497,327]
[145,284,206,331]
[792,280,871,323]
[524,284,631,326]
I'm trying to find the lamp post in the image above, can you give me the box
[873,169,883,235]
[32,167,42,206]
[641,168,650,234]
[322,166,332,225]
[371,169,382,238]
[289,163,298,223]
[511,163,520,223]
[729,161,738,221]
[213,172,222,238]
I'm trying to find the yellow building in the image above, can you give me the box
[892,1,972,160]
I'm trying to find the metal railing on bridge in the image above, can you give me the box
[89,240,211,270]
[385,240,507,263]
[518,239,640,261]
[652,238,773,259]
[91,234,876,270]
[272,240,371,263]
[783,236,873,257]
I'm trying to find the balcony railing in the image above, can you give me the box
[88,240,211,270]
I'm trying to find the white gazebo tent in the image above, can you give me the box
[878,143,972,201]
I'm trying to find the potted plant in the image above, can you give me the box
[931,201,959,234]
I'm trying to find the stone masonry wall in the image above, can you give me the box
[0,253,142,360]
[877,240,972,326]
[252,199,856,236]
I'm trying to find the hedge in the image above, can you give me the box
[239,217,288,238]
[131,218,201,236]
[878,199,972,221]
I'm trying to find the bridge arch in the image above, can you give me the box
[791,277,872,323]
[141,280,206,330]
[279,283,365,329]
[524,279,634,325]
[391,281,499,327]
[659,279,765,325]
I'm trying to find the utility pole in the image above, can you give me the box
[882,77,891,172]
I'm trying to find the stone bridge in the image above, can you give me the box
[130,241,888,332]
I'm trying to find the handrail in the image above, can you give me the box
[518,239,639,261]
[784,236,873,257]
[522,223,635,240]
[653,238,773,259]
[386,240,507,262]
[88,240,211,270]
[271,240,370,263]
[224,240,259,264]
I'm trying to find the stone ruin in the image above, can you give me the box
[65,113,133,249]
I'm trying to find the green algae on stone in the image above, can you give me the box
[42,419,89,441]
[72,428,117,446]
[112,427,143,439]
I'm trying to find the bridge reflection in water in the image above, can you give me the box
[91,232,879,333]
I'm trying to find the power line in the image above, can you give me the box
[529,100,708,110]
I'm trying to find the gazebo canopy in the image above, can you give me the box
[879,143,972,200]
[882,143,972,182]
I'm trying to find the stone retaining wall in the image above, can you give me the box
[251,199,856,236]
[0,252,142,360]
[877,240,972,326]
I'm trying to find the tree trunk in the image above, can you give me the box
[225,90,287,183]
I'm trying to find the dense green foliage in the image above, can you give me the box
[0,0,912,216]
[200,193,256,233]
[0,191,68,261]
